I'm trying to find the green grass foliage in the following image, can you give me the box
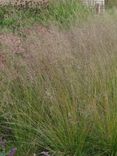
[0,1,117,156]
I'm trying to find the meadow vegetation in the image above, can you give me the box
[106,0,117,8]
[0,0,91,31]
[0,0,117,156]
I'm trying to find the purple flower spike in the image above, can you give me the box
[8,148,17,156]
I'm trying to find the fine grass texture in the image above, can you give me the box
[0,0,91,31]
[1,11,117,155]
[1,0,117,156]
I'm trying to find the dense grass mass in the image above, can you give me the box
[106,0,117,8]
[0,0,117,156]
[0,0,91,31]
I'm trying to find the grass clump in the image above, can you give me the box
[1,11,117,155]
